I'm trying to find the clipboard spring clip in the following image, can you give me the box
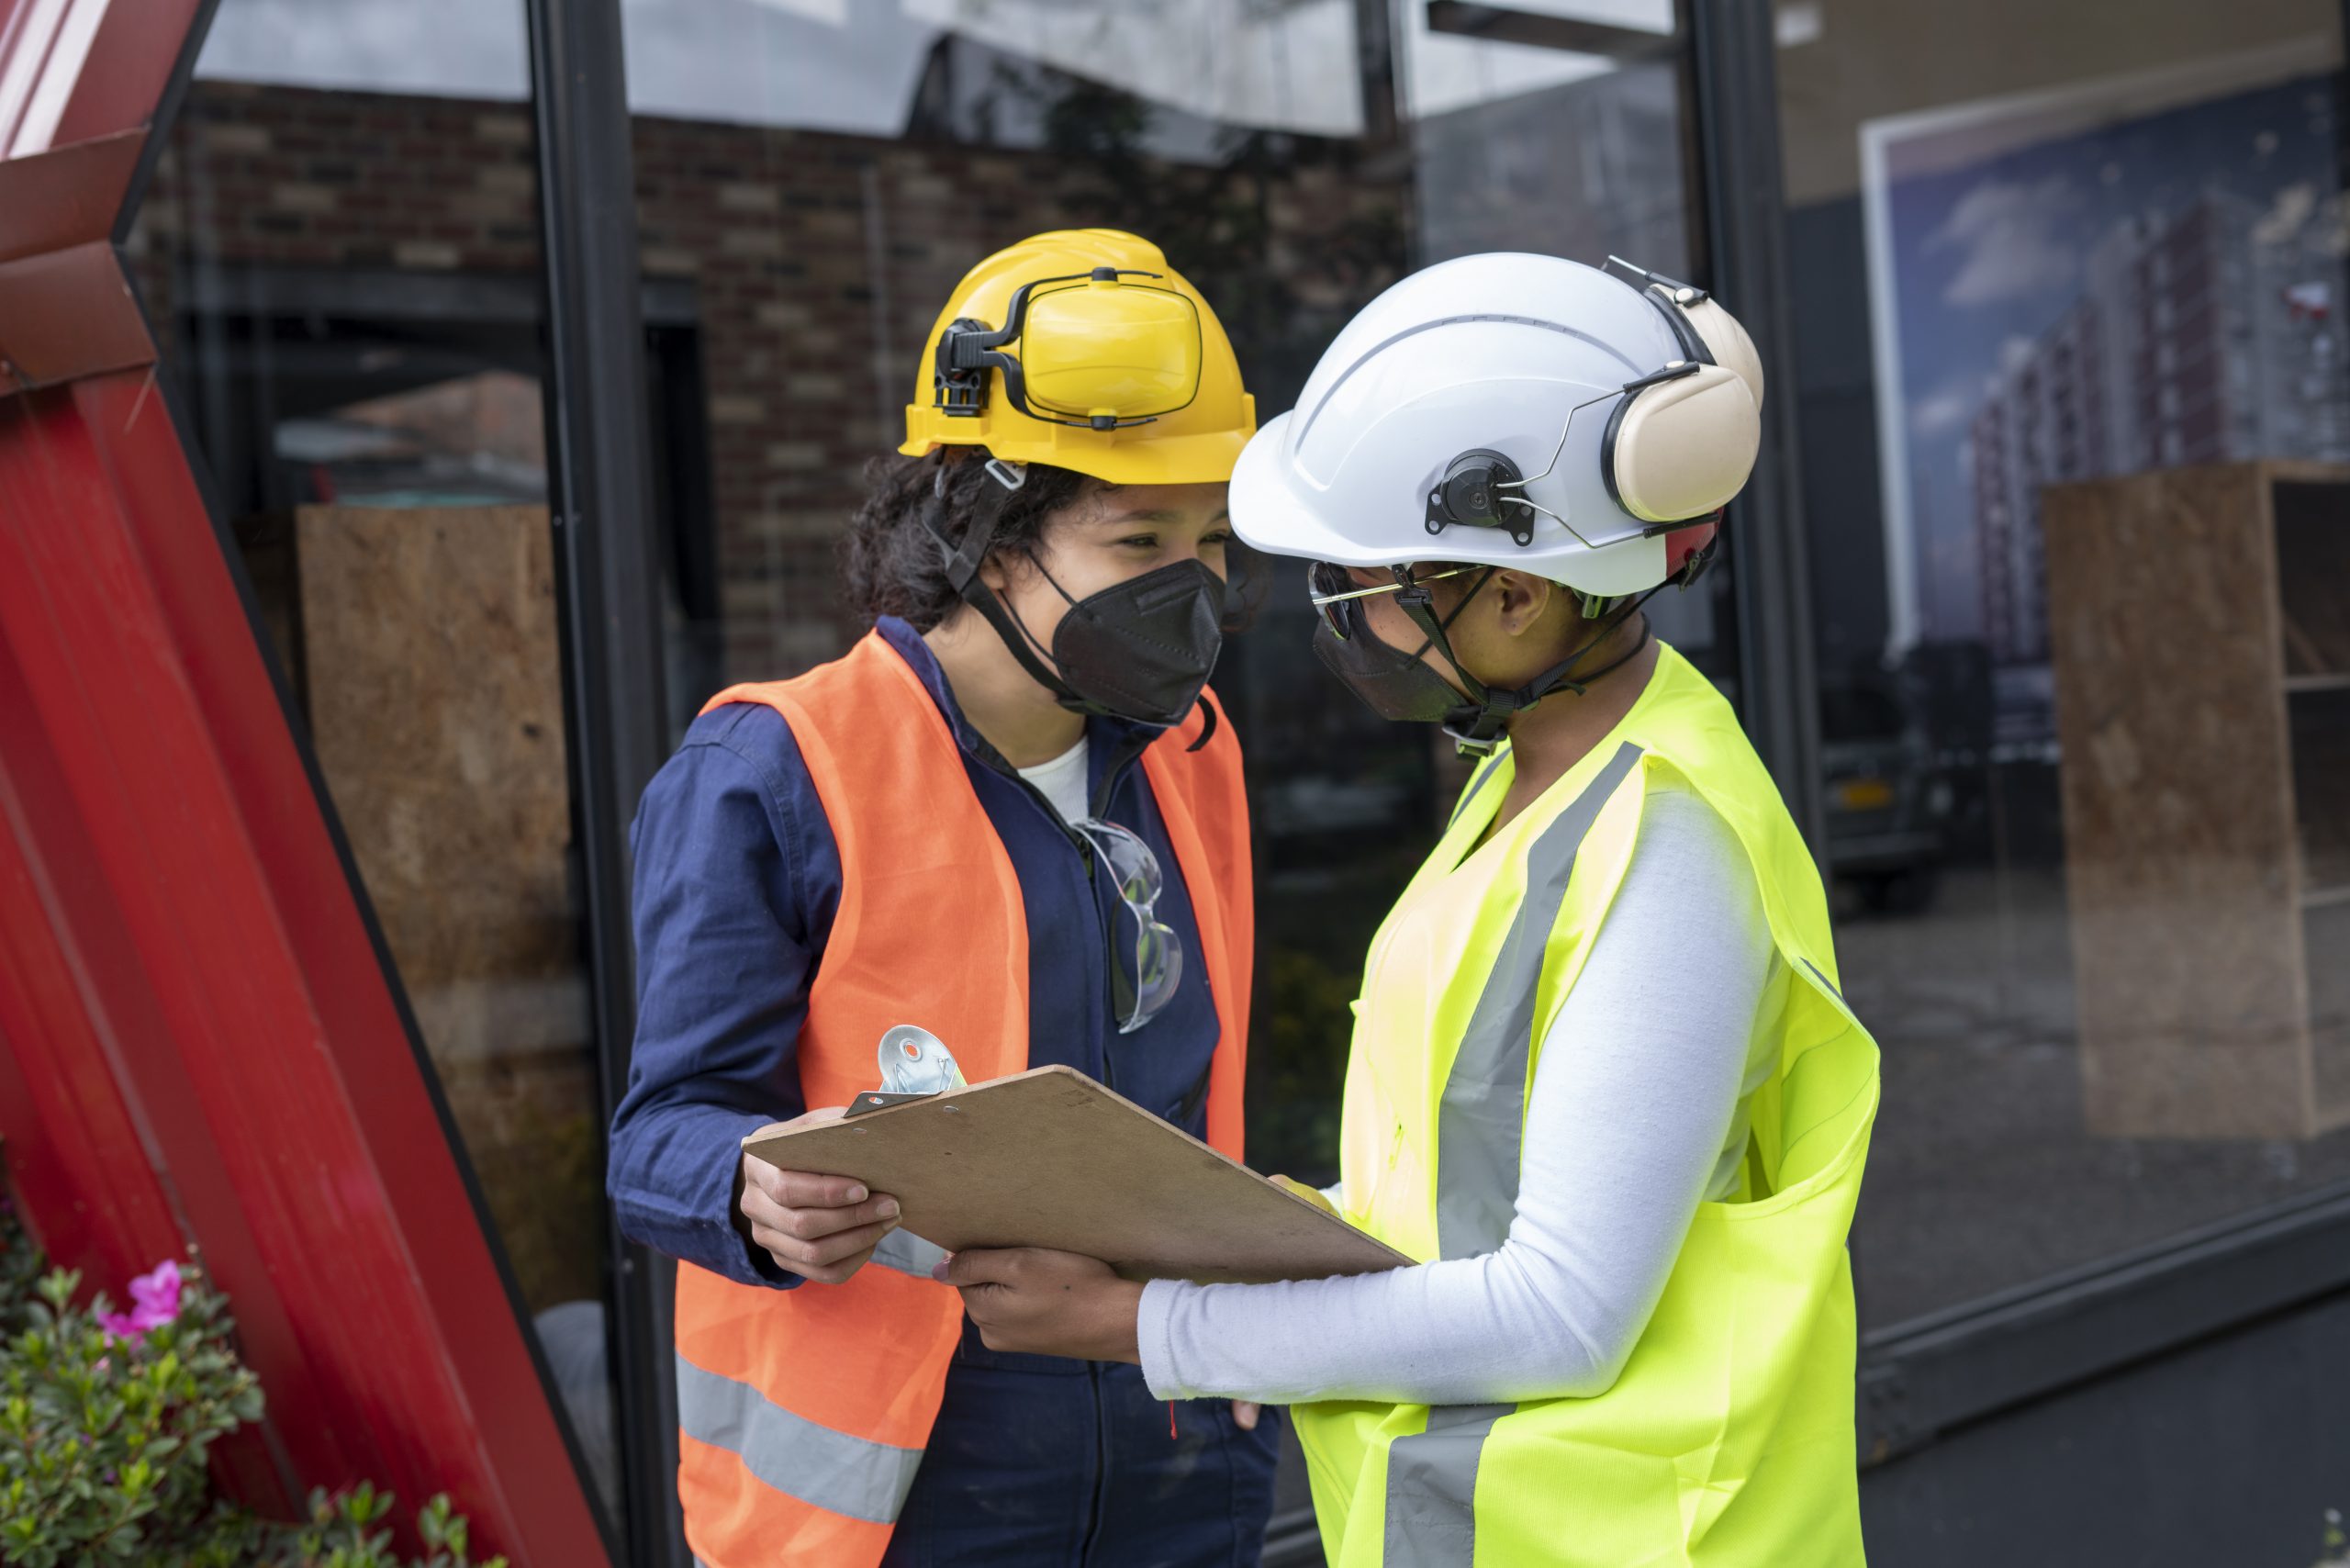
[845,1025,968,1117]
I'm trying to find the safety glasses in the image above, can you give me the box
[1307,560,1483,642]
[935,267,1205,431]
[1070,816,1184,1036]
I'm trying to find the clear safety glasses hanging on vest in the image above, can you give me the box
[1070,816,1184,1035]
[934,266,1206,431]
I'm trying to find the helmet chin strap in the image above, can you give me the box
[918,472,1099,714]
[1393,569,1671,757]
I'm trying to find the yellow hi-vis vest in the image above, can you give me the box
[1295,644,1879,1568]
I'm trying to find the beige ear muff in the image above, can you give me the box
[1680,296,1765,409]
[1607,363,1762,524]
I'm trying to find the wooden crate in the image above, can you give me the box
[2042,462,2350,1139]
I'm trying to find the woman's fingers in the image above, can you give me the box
[750,1215,898,1282]
[742,1182,900,1241]
[1233,1400,1262,1431]
[745,1162,875,1212]
[1269,1174,1337,1215]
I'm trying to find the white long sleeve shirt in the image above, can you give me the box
[1137,784,1783,1407]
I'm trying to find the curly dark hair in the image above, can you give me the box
[840,448,1101,633]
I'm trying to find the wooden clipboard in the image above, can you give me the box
[741,1065,1411,1284]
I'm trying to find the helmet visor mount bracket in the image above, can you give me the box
[1425,449,1532,547]
[934,266,1203,433]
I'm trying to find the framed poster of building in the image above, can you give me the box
[1860,39,2350,743]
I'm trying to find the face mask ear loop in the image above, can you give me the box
[1185,689,1221,753]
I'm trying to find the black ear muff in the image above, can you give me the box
[1425,447,1532,547]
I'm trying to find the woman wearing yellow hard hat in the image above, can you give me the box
[939,253,1880,1567]
[610,230,1280,1566]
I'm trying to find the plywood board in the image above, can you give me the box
[2042,465,2310,1137]
[292,504,600,1310]
[743,1067,1410,1285]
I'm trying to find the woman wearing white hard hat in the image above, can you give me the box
[941,253,1880,1567]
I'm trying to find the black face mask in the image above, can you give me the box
[1033,557,1226,726]
[924,491,1227,731]
[1312,613,1462,723]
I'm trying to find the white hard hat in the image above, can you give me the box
[1231,252,1763,597]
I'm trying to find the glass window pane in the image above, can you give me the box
[620,4,1707,1539]
[124,0,621,1520]
[1777,0,2350,1326]
[619,0,1713,1187]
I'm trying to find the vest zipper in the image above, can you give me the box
[1078,1358,1111,1565]
[977,727,1156,1562]
[1072,739,1144,1564]
[996,732,1150,1095]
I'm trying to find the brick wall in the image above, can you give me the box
[133,79,1406,681]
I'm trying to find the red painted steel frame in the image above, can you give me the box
[0,2,610,1562]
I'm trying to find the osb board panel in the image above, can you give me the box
[744,1067,1410,1285]
[2042,466,2309,1138]
[2273,481,2350,678]
[294,505,597,1309]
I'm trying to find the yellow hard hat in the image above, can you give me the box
[901,229,1255,486]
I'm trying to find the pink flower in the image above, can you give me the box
[129,1260,182,1320]
[96,1259,184,1342]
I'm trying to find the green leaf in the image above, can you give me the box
[417,1495,448,1551]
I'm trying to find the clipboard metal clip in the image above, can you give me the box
[845,1025,968,1118]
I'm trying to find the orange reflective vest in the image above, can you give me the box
[671,631,1253,1567]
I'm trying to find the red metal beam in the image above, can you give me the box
[0,376,611,1562]
[0,239,156,387]
[0,0,207,157]
[0,6,612,1557]
[0,127,144,260]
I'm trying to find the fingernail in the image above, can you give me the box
[847,1185,868,1203]
[930,1260,950,1282]
[878,1197,901,1219]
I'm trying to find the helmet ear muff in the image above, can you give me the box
[1602,286,1764,525]
[1602,364,1761,523]
[1679,296,1765,409]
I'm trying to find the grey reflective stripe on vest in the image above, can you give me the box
[1449,754,1505,828]
[870,1226,948,1279]
[1801,957,1841,999]
[1384,1402,1510,1565]
[1436,742,1644,1261]
[1382,746,1642,1563]
[674,1354,923,1525]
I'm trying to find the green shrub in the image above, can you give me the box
[0,1194,503,1568]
